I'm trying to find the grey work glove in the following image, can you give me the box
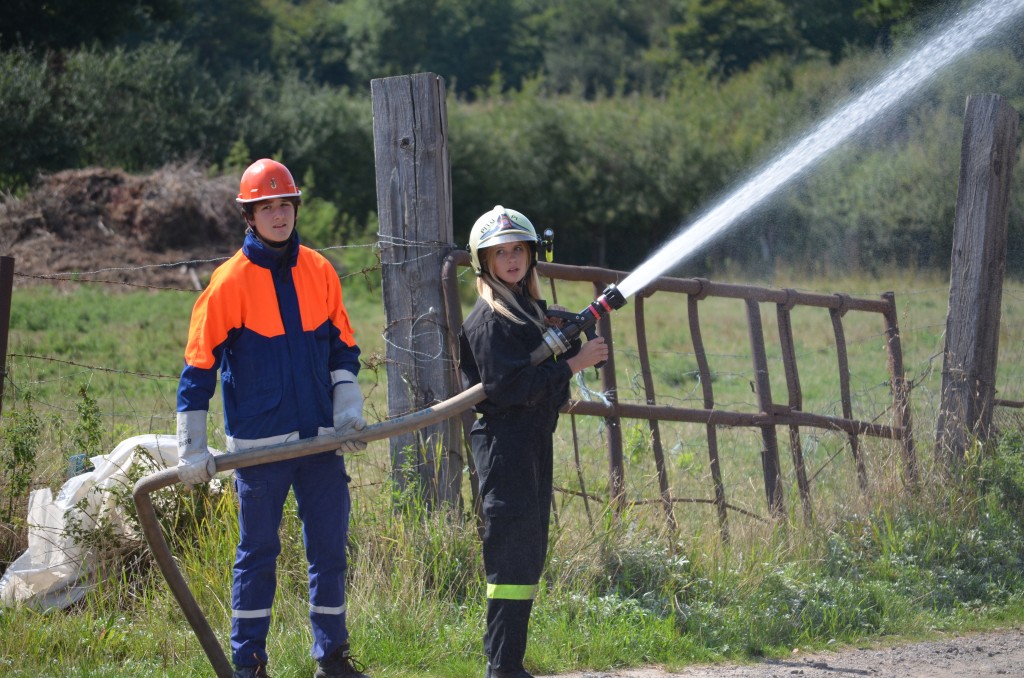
[177,410,217,487]
[332,370,367,454]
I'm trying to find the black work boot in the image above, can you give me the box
[233,660,270,678]
[314,644,369,678]
[485,663,533,678]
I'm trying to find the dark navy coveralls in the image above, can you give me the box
[459,293,579,673]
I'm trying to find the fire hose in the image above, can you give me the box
[131,285,626,677]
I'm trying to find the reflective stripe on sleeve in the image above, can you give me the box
[486,583,538,600]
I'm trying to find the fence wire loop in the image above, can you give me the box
[833,292,852,317]
[692,277,711,300]
[780,288,798,311]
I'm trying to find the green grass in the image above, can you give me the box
[1,269,1024,676]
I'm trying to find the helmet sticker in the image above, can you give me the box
[481,212,529,240]
[236,158,301,204]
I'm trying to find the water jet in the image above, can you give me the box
[618,0,1024,300]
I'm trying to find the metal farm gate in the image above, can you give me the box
[441,251,917,540]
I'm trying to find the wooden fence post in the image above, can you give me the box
[371,73,463,509]
[0,256,13,418]
[935,94,1018,464]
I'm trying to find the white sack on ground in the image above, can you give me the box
[0,434,205,610]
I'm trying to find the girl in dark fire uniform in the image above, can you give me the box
[459,205,608,678]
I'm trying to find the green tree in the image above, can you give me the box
[136,0,273,72]
[232,73,377,221]
[341,0,540,96]
[784,0,878,62]
[0,48,78,189]
[669,0,805,76]
[0,0,181,51]
[856,0,951,28]
[533,0,674,96]
[263,0,353,86]
[854,0,963,48]
[60,42,237,170]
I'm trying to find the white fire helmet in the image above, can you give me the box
[468,205,539,276]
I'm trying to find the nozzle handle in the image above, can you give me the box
[544,309,606,369]
[545,309,597,342]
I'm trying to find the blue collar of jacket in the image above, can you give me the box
[242,228,300,270]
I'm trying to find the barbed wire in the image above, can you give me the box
[14,273,202,293]
[16,257,233,278]
[5,239,985,412]
[8,353,179,380]
[375,234,451,251]
[11,242,385,291]
[380,308,450,364]
[7,242,1024,517]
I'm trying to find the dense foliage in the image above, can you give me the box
[3,0,1024,274]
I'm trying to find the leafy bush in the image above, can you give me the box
[230,72,377,222]
[981,430,1024,529]
[59,42,237,171]
[822,495,1024,614]
[0,48,77,191]
[5,34,1024,274]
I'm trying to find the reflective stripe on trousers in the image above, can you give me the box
[487,583,538,600]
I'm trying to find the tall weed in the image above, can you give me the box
[0,393,40,568]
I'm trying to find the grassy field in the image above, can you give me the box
[1,265,1023,677]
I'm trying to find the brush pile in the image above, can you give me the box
[0,161,241,290]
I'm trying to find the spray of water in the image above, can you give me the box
[616,0,1024,300]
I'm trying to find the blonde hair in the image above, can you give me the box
[476,247,547,330]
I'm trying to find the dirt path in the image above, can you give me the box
[537,628,1024,677]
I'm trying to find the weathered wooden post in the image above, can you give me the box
[0,257,13,418]
[935,94,1018,464]
[371,73,463,508]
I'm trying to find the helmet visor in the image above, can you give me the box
[477,212,536,249]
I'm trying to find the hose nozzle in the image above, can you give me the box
[591,284,627,314]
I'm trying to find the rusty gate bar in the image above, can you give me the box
[532,261,893,314]
[568,413,594,526]
[633,292,677,530]
[439,254,483,528]
[776,291,813,525]
[596,281,626,512]
[830,298,868,490]
[745,299,786,518]
[547,273,589,526]
[548,275,562,529]
[687,290,729,539]
[881,291,918,486]
[439,251,914,530]
[563,400,901,435]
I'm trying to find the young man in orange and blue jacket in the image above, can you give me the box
[175,159,369,678]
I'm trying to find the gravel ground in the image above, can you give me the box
[537,628,1024,677]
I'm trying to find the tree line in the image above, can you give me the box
[1,1,951,94]
[3,0,1023,275]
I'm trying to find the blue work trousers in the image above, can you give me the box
[230,451,351,668]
